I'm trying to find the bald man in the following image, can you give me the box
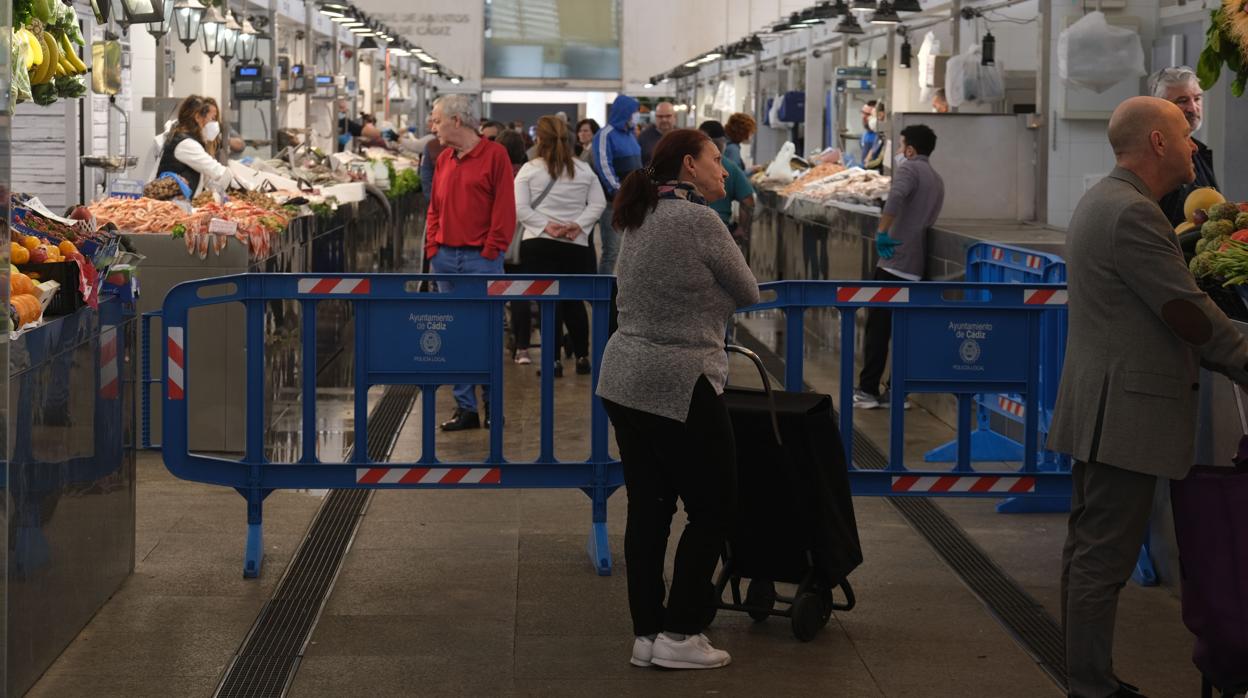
[1049,96,1248,698]
[638,101,677,167]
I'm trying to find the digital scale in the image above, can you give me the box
[834,66,876,93]
[289,64,308,93]
[313,74,338,100]
[233,65,274,100]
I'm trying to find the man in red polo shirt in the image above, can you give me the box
[426,94,517,431]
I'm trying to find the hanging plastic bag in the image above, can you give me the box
[945,44,1005,107]
[764,141,798,182]
[768,95,792,129]
[916,31,943,89]
[1058,11,1146,93]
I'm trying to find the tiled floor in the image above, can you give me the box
[26,315,1204,697]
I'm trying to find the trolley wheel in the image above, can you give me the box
[818,588,834,626]
[745,579,776,622]
[791,592,823,642]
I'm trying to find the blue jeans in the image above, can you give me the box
[597,203,620,275]
[430,245,503,412]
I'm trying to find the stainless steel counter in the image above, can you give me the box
[5,298,137,696]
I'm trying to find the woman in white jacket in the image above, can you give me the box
[154,95,234,197]
[511,115,607,374]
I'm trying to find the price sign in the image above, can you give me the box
[208,218,238,236]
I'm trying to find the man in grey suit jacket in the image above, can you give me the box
[1049,97,1248,698]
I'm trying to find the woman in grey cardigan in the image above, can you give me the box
[596,129,760,670]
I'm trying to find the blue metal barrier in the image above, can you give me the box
[924,242,1071,514]
[742,280,1071,498]
[155,273,620,578]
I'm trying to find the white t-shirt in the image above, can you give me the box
[514,158,607,247]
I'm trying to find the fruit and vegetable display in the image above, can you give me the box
[1197,0,1248,97]
[384,160,420,200]
[1184,189,1248,286]
[8,265,54,329]
[10,0,89,109]
[7,194,127,333]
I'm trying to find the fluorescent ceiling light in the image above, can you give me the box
[319,8,343,17]
[415,53,436,63]
[703,52,722,60]
[330,15,356,22]
[349,26,371,33]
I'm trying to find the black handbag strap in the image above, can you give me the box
[726,344,783,446]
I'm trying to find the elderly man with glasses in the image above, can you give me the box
[1148,66,1220,231]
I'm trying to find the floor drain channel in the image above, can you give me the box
[734,328,1067,688]
[215,385,419,698]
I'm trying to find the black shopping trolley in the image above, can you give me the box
[709,346,862,642]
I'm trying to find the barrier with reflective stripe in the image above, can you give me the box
[925,242,1071,514]
[740,280,1070,499]
[154,273,619,578]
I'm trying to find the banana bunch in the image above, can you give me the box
[27,22,87,86]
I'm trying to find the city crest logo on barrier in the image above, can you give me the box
[421,330,442,355]
[959,338,982,364]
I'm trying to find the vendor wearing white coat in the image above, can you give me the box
[510,115,607,374]
[154,95,234,196]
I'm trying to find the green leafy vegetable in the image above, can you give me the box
[1197,7,1248,98]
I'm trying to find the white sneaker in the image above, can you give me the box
[630,635,655,667]
[650,633,732,670]
[853,389,882,409]
[879,389,912,410]
[514,349,532,365]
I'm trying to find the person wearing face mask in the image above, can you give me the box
[589,94,643,275]
[335,98,380,152]
[863,102,888,172]
[854,124,944,410]
[1149,67,1220,232]
[597,128,758,671]
[201,97,245,165]
[155,94,234,197]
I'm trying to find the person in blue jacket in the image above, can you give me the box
[590,94,643,275]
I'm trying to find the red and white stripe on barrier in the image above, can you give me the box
[989,247,1044,269]
[356,467,502,485]
[998,396,1025,418]
[297,278,372,295]
[891,475,1036,494]
[1022,289,1068,305]
[99,324,119,399]
[836,286,910,304]
[168,326,185,401]
[487,280,560,296]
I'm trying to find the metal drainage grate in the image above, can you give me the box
[215,385,419,698]
[734,328,1067,688]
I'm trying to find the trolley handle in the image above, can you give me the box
[726,344,783,447]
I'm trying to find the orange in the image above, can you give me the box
[10,242,29,265]
[57,241,76,257]
[21,235,40,251]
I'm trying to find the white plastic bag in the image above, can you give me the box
[917,32,943,89]
[764,141,798,182]
[768,96,792,129]
[1058,11,1146,93]
[945,44,1005,107]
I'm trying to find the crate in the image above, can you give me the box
[18,261,84,316]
